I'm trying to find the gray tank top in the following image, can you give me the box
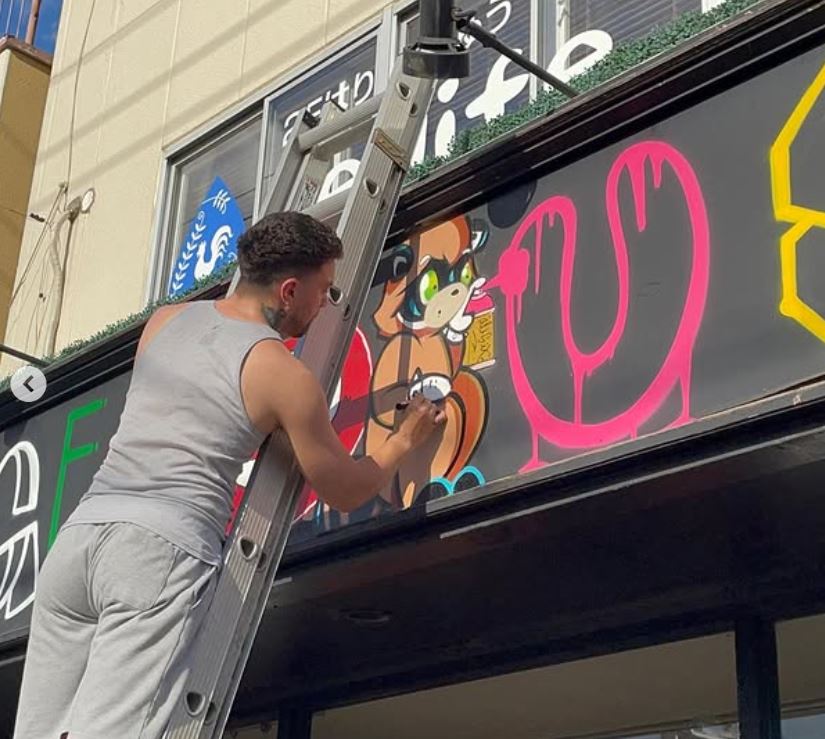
[64,300,282,565]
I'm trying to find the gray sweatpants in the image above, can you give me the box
[13,522,218,739]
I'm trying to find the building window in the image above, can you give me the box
[157,114,262,299]
[782,714,825,738]
[396,3,420,55]
[397,0,534,163]
[568,0,700,44]
[154,24,382,301]
[778,613,825,737]
[548,0,702,81]
[258,33,379,217]
[310,633,738,739]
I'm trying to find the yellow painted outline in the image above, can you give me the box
[770,62,825,341]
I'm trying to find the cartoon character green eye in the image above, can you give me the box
[419,269,439,304]
[460,261,474,286]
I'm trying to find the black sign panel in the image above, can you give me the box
[0,375,128,644]
[4,40,825,645]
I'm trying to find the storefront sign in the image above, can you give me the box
[6,34,825,646]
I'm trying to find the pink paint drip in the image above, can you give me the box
[489,141,710,470]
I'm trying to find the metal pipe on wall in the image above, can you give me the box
[25,0,41,46]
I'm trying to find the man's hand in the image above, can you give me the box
[247,341,447,512]
[394,395,447,450]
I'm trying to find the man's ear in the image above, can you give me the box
[279,277,299,307]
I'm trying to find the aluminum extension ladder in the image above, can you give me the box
[163,65,435,739]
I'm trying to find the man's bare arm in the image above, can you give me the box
[251,343,444,512]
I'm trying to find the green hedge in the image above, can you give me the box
[0,0,763,393]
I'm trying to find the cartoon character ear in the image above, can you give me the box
[372,243,414,286]
[470,218,489,252]
[487,179,536,230]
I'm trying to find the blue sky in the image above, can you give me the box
[34,0,62,54]
[0,0,62,52]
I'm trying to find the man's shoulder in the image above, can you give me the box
[137,302,194,355]
[247,335,291,361]
[242,338,322,423]
[245,338,309,383]
[154,302,189,317]
[147,301,191,328]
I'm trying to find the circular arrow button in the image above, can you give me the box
[11,365,47,403]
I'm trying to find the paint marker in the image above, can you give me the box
[395,397,445,411]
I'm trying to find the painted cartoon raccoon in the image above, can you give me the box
[366,214,492,509]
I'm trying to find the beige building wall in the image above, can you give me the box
[0,38,50,351]
[1,0,388,375]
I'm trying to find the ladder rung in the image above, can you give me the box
[302,189,350,223]
[298,93,383,157]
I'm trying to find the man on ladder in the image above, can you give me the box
[12,1,577,735]
[13,211,446,739]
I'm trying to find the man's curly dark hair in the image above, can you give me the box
[236,211,343,286]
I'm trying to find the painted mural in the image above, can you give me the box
[771,61,825,343]
[290,139,713,531]
[365,216,491,507]
[491,142,709,468]
[6,41,825,642]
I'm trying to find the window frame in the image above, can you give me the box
[148,110,263,302]
[255,22,384,222]
[147,14,388,303]
[393,0,418,60]
[148,0,721,302]
[149,2,551,302]
[548,0,707,85]
[554,0,570,62]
